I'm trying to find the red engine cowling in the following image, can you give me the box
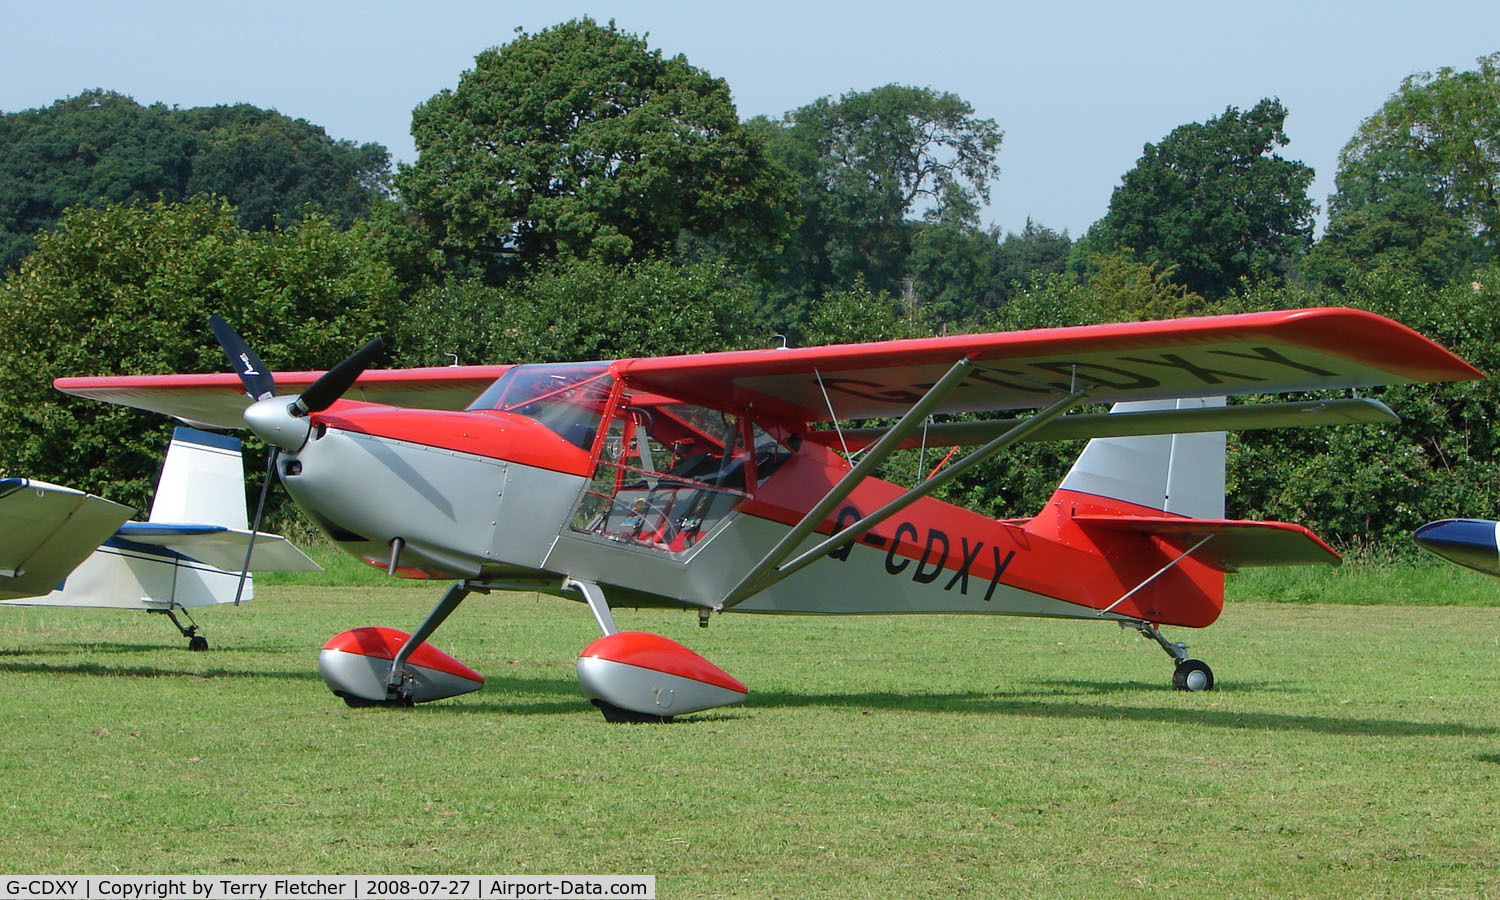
[319,627,484,704]
[577,631,747,721]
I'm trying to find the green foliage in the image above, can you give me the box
[485,256,767,363]
[386,276,506,367]
[905,218,1001,325]
[1090,98,1315,300]
[1333,51,1500,242]
[796,281,930,346]
[1303,192,1488,290]
[0,196,400,506]
[990,218,1072,303]
[1225,267,1500,553]
[1313,52,1500,290]
[0,91,391,270]
[396,19,794,279]
[177,103,392,231]
[1084,252,1207,321]
[758,84,1003,301]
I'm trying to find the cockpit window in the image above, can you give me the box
[468,362,613,452]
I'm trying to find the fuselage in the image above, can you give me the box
[258,363,1224,628]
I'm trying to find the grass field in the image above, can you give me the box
[2,565,1498,898]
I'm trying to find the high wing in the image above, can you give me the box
[615,307,1483,423]
[53,309,1480,431]
[55,366,512,429]
[0,479,135,600]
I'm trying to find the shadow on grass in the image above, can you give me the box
[392,674,1488,737]
[12,651,1483,739]
[1021,677,1295,696]
[740,688,1495,738]
[0,659,320,680]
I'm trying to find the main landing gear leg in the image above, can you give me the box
[320,580,489,707]
[383,580,478,702]
[152,608,208,651]
[1123,620,1214,692]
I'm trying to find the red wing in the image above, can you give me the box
[615,308,1482,423]
[55,366,512,429]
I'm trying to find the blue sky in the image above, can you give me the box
[6,1,1497,237]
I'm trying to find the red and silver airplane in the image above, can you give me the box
[55,308,1481,720]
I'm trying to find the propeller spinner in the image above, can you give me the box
[210,315,385,452]
[208,315,385,602]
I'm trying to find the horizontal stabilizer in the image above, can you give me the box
[0,479,135,599]
[813,398,1399,451]
[115,522,322,573]
[1072,515,1341,572]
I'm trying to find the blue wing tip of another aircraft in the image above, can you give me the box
[1413,518,1500,577]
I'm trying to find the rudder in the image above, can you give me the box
[148,427,250,529]
[1054,396,1226,518]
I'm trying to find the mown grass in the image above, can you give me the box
[1,567,1498,898]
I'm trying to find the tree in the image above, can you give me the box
[0,91,391,270]
[990,219,1072,303]
[1313,52,1500,288]
[396,18,795,279]
[485,257,766,363]
[0,197,400,506]
[1089,99,1315,300]
[1334,52,1500,239]
[904,217,1001,325]
[1303,192,1485,290]
[758,84,1003,301]
[179,104,392,231]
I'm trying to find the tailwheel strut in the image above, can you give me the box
[151,607,208,651]
[1123,620,1214,692]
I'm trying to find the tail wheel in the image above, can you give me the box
[1173,658,1214,691]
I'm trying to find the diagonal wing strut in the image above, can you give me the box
[718,359,1089,610]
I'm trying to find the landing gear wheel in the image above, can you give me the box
[591,698,672,724]
[1173,658,1214,692]
[187,635,209,652]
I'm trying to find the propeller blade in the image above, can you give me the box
[295,336,385,414]
[210,315,276,401]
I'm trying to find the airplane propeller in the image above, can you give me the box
[208,315,384,603]
[294,336,385,415]
[209,314,275,401]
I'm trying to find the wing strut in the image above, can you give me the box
[718,358,974,609]
[719,372,1091,610]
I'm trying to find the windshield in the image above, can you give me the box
[468,362,613,451]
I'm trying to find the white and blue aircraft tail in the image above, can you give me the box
[0,427,320,649]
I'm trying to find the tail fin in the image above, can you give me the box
[148,427,249,529]
[1055,397,1225,518]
